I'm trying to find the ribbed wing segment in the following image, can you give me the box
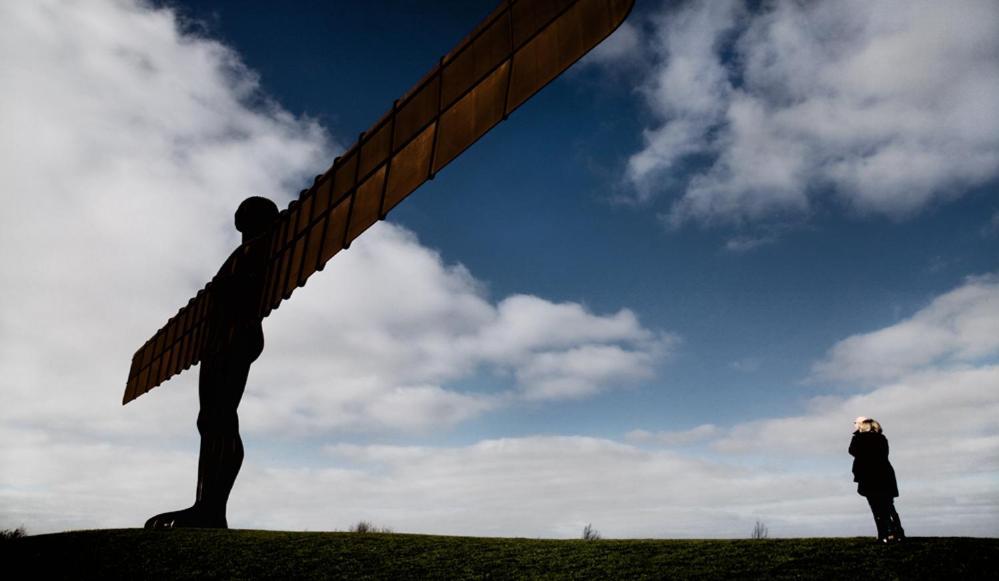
[123,0,635,405]
[123,287,212,405]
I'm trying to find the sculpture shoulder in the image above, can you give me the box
[217,235,270,278]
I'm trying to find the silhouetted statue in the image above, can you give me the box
[145,197,278,529]
[123,0,636,528]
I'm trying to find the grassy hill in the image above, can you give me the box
[2,529,997,579]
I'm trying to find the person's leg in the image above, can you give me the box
[866,496,888,541]
[887,499,904,540]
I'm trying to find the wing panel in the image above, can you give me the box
[346,166,387,244]
[442,9,511,109]
[318,191,352,265]
[183,295,201,369]
[384,123,436,213]
[147,353,162,396]
[300,211,327,285]
[394,75,441,151]
[175,335,188,377]
[333,149,359,202]
[284,235,307,298]
[302,191,318,232]
[136,365,150,395]
[139,340,154,370]
[512,0,575,48]
[181,323,196,372]
[435,61,510,173]
[262,213,291,312]
[311,174,335,217]
[124,354,141,405]
[271,246,293,309]
[280,202,305,298]
[258,227,283,319]
[360,120,392,178]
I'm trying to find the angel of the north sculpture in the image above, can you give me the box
[125,0,635,529]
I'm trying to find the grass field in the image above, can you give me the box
[2,529,997,579]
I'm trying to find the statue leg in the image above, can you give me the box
[146,348,253,529]
[192,414,245,527]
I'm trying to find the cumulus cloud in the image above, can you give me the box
[812,275,999,384]
[627,424,720,446]
[627,0,999,227]
[246,223,672,435]
[0,425,831,537]
[580,20,642,68]
[723,235,776,253]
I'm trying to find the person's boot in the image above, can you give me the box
[889,507,905,541]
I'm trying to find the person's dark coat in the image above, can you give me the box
[849,431,899,497]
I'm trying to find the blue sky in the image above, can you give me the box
[1,0,997,538]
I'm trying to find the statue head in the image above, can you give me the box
[234,196,278,238]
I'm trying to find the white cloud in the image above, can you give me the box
[580,20,642,68]
[812,275,999,384]
[729,357,762,372]
[627,0,999,227]
[3,428,814,537]
[723,235,776,253]
[626,0,745,205]
[247,223,672,435]
[627,424,720,446]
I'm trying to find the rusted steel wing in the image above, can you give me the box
[123,0,635,405]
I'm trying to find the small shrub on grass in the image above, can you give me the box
[751,520,768,539]
[1,527,26,541]
[349,521,393,533]
[581,523,601,541]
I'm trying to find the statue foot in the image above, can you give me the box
[144,506,227,529]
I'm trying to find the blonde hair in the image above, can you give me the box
[858,418,882,433]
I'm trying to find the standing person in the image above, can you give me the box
[849,416,905,543]
[145,196,278,529]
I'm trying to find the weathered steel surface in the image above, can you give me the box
[123,0,635,404]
